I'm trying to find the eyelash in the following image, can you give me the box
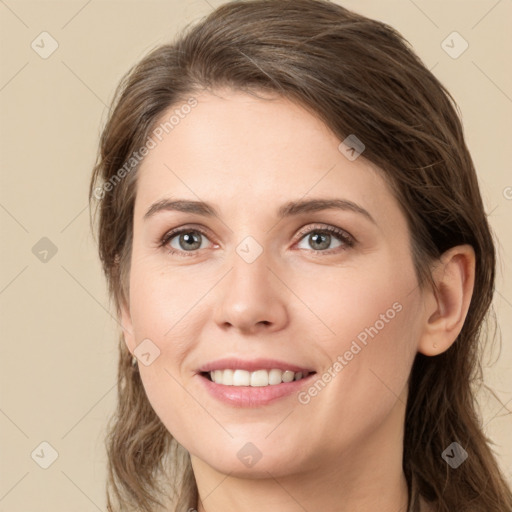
[159,224,355,258]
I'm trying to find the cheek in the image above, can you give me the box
[305,256,421,414]
[127,269,201,444]
[299,252,419,354]
[128,256,201,340]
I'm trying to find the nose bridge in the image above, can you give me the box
[212,238,288,333]
[231,242,272,297]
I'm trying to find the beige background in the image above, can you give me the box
[0,1,511,510]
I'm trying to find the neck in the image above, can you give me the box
[192,396,409,512]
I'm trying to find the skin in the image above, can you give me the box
[120,88,475,512]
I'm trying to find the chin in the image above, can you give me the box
[187,433,308,474]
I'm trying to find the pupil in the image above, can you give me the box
[181,232,200,250]
[311,232,329,250]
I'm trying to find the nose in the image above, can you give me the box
[212,249,289,335]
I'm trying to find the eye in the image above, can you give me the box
[160,227,213,257]
[159,224,355,257]
[295,224,355,253]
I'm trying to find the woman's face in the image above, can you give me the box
[122,89,427,478]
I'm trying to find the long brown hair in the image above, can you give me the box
[89,1,512,510]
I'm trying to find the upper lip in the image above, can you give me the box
[196,358,316,374]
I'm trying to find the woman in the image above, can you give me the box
[89,1,512,511]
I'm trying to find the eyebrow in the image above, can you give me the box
[143,197,376,224]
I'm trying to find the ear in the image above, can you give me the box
[120,295,136,356]
[417,244,476,356]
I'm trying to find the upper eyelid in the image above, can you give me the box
[296,223,352,239]
[161,224,215,243]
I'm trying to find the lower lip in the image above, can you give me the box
[197,373,316,407]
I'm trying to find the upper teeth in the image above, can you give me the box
[209,369,309,386]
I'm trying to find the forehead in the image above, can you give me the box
[134,89,394,222]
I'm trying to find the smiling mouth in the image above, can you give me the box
[200,368,316,387]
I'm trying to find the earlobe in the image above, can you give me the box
[115,256,136,355]
[417,244,476,356]
[120,297,136,355]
